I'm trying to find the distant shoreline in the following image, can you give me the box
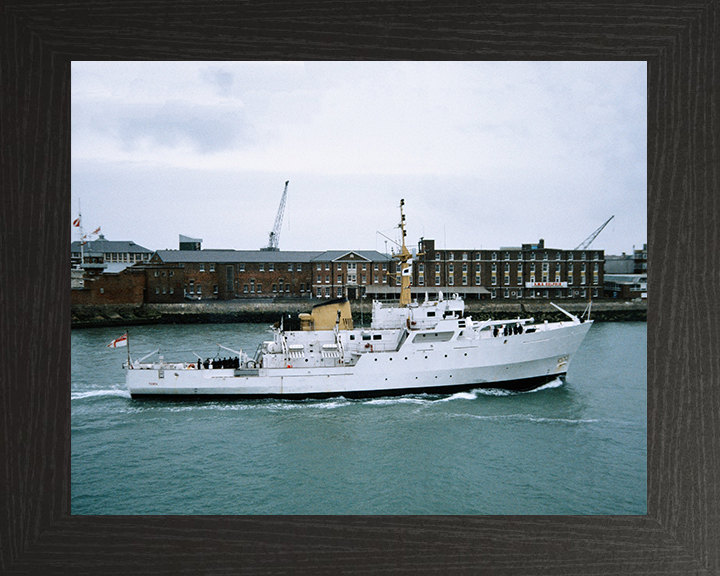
[71,299,647,328]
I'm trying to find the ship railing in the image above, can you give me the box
[474,317,534,331]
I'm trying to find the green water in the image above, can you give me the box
[71,322,646,515]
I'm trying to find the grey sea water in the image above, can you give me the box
[71,321,646,515]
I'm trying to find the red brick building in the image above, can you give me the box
[409,238,605,300]
[149,249,395,301]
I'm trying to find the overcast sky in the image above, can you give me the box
[72,61,646,256]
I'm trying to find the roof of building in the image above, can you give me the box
[604,274,647,284]
[71,235,152,254]
[154,249,393,264]
[312,250,392,262]
[179,234,202,243]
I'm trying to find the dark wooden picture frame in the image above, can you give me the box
[2,2,716,574]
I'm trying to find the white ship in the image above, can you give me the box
[125,201,593,399]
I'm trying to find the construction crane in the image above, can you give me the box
[261,180,289,251]
[574,215,614,250]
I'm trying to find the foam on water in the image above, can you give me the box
[454,412,599,425]
[71,389,131,400]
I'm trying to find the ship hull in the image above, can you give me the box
[126,321,591,399]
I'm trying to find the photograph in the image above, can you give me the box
[71,61,647,516]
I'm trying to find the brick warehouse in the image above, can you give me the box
[148,249,396,302]
[406,238,605,300]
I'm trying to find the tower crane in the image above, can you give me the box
[261,180,289,251]
[574,215,614,250]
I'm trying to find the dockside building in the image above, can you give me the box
[392,238,606,301]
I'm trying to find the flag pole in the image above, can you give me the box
[126,330,131,368]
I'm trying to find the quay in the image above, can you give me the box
[72,299,647,329]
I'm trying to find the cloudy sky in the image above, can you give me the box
[72,61,646,256]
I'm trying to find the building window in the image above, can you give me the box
[209,263,215,272]
[448,252,454,260]
[337,276,342,283]
[154,271,159,277]
[504,289,510,298]
[170,287,174,294]
[259,264,264,272]
[582,252,586,260]
[272,284,277,293]
[418,275,424,286]
[517,276,522,285]
[492,263,497,272]
[325,263,330,270]
[317,288,322,297]
[317,263,322,271]
[257,284,262,293]
[435,275,441,285]
[476,275,481,285]
[436,253,442,261]
[269,263,274,272]
[189,280,194,294]
[449,275,454,285]
[199,263,205,272]
[362,275,367,284]
[504,252,509,260]
[196,285,201,295]
[326,275,330,284]
[155,287,159,294]
[213,285,218,294]
[568,275,573,284]
[243,284,248,294]
[462,253,468,260]
[491,252,497,260]
[337,287,343,297]
[504,275,510,285]
[544,252,548,260]
[492,275,497,285]
[288,264,293,272]
[250,280,255,293]
[297,264,302,271]
[374,275,379,284]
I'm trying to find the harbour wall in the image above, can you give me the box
[72,299,647,328]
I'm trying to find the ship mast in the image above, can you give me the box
[396,199,415,307]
